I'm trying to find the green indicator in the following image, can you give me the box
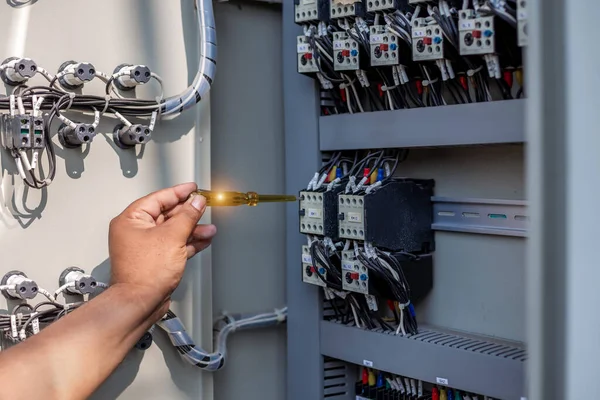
[20,129,29,135]
[488,213,507,219]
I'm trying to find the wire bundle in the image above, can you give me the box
[157,307,287,371]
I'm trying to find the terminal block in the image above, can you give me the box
[1,271,39,300]
[0,57,38,86]
[412,20,445,61]
[337,179,435,252]
[330,0,366,19]
[297,36,319,74]
[1,115,30,150]
[299,187,344,239]
[58,123,96,148]
[341,251,433,303]
[458,10,496,56]
[294,0,330,24]
[301,245,327,287]
[370,25,399,67]
[367,0,402,12]
[113,123,152,149]
[333,31,360,71]
[517,0,528,47]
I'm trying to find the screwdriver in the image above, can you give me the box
[196,189,297,207]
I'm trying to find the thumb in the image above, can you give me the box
[162,193,206,242]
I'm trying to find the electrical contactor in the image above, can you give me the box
[366,0,402,12]
[297,36,319,74]
[295,0,330,24]
[412,19,445,61]
[334,31,361,71]
[299,187,344,239]
[370,25,399,67]
[302,245,327,287]
[517,0,528,47]
[0,114,45,150]
[337,179,435,253]
[458,10,496,56]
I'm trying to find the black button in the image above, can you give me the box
[338,213,345,220]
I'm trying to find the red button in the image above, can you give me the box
[472,30,482,38]
[341,50,350,57]
[424,37,432,45]
[305,52,313,60]
[380,44,389,51]
[350,272,359,280]
[310,266,315,273]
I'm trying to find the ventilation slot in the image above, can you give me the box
[324,358,349,399]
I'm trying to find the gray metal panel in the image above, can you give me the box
[319,100,525,151]
[432,197,528,237]
[321,321,526,400]
[211,3,286,400]
[283,2,324,400]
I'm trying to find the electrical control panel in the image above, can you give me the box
[302,245,327,287]
[341,250,369,294]
[459,11,496,56]
[517,0,528,47]
[333,31,360,71]
[297,36,319,74]
[412,20,445,61]
[366,0,401,12]
[370,25,399,67]
[337,179,435,252]
[295,0,330,24]
[330,0,366,19]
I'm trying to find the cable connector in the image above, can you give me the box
[57,267,98,296]
[58,122,97,148]
[57,60,96,90]
[0,57,38,86]
[113,123,153,149]
[1,271,39,300]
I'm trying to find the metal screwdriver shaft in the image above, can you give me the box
[196,190,297,207]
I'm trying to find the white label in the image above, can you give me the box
[362,359,373,367]
[31,152,39,169]
[333,41,344,50]
[307,208,322,218]
[365,294,378,311]
[348,212,362,222]
[436,377,449,385]
[413,28,426,38]
[302,254,312,264]
[460,20,475,30]
[370,34,383,43]
[10,315,17,338]
[302,0,316,4]
[342,263,354,271]
[32,318,40,334]
[297,43,310,53]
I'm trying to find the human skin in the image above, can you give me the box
[0,182,217,400]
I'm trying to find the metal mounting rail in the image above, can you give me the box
[432,197,528,237]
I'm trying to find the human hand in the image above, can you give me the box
[108,183,216,311]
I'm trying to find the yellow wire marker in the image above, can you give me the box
[196,190,297,207]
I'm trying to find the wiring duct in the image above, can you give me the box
[157,307,287,371]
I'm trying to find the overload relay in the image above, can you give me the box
[301,245,328,287]
[337,179,435,253]
[412,20,446,61]
[458,10,496,56]
[342,251,433,303]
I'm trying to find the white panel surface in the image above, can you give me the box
[0,1,212,399]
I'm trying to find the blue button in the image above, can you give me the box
[350,49,358,57]
[484,30,493,37]
[390,43,397,51]
[318,268,326,275]
[360,274,367,281]
[433,36,442,44]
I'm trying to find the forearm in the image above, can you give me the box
[0,284,165,400]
